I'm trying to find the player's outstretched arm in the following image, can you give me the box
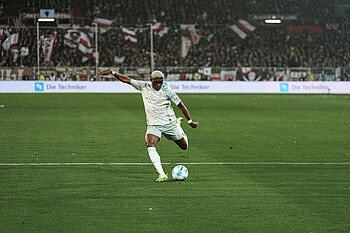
[96,69,131,84]
[177,102,198,128]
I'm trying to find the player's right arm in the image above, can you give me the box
[97,69,131,84]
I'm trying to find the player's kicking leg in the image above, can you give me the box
[145,133,168,182]
[174,117,188,150]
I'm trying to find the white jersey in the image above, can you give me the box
[130,79,181,125]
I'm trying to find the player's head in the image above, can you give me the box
[151,70,164,91]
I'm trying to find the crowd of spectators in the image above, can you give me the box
[18,0,71,13]
[83,0,236,26]
[0,0,6,19]
[244,0,300,16]
[0,0,350,69]
[306,0,336,21]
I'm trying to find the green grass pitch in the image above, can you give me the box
[0,93,350,232]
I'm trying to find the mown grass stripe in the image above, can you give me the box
[0,162,349,166]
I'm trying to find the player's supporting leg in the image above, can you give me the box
[146,134,168,182]
[147,147,165,175]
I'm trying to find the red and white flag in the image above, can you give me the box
[230,25,247,39]
[39,31,57,62]
[13,18,28,32]
[237,19,256,33]
[64,30,95,60]
[181,36,192,58]
[2,33,19,50]
[94,17,114,33]
[152,22,163,31]
[188,27,200,44]
[231,19,255,39]
[122,27,137,43]
[78,43,96,60]
[180,24,200,44]
[64,30,92,48]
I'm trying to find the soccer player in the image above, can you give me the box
[97,69,198,182]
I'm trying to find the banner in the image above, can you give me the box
[290,26,321,33]
[290,70,308,81]
[0,67,33,80]
[239,72,266,81]
[1,81,350,94]
[220,71,236,81]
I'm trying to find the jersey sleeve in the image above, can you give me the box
[163,85,181,105]
[130,79,147,91]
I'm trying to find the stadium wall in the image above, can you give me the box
[1,81,350,94]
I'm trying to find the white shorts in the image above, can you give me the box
[146,121,184,141]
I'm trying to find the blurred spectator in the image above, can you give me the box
[49,72,56,81]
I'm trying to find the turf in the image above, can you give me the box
[0,93,350,232]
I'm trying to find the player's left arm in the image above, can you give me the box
[177,102,198,128]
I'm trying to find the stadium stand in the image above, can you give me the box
[0,0,349,80]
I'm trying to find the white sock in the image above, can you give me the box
[147,147,165,175]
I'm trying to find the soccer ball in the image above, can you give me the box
[172,165,189,181]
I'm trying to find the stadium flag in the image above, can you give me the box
[64,30,92,48]
[237,19,256,33]
[231,19,255,39]
[158,27,169,37]
[39,31,57,62]
[180,24,200,44]
[79,31,92,48]
[2,33,19,50]
[13,18,28,32]
[0,28,4,40]
[122,27,137,43]
[94,17,114,33]
[152,22,163,31]
[188,27,200,44]
[64,30,95,59]
[78,43,96,60]
[181,36,192,58]
[63,39,76,48]
[230,25,247,39]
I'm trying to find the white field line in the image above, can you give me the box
[0,162,350,166]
